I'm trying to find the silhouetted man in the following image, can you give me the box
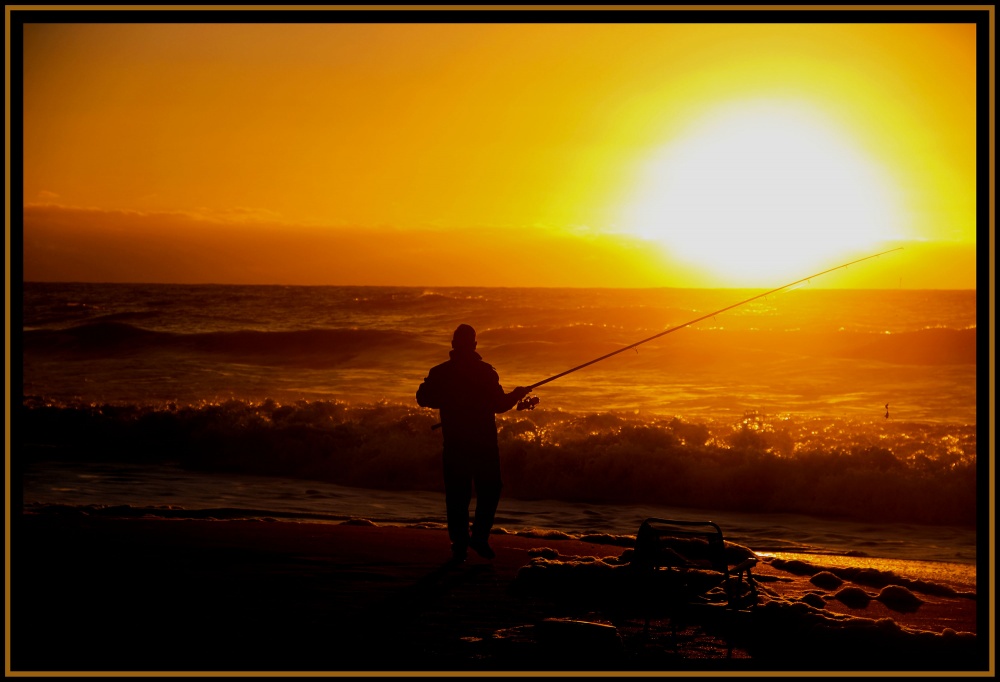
[417,324,530,562]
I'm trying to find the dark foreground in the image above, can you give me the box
[8,512,986,675]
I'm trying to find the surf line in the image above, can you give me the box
[431,247,902,429]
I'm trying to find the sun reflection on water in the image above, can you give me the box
[760,551,976,591]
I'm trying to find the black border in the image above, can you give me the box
[6,5,994,676]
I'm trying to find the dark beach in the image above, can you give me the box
[9,511,984,675]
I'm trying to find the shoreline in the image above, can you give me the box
[8,513,985,674]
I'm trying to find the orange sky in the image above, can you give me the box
[16,12,986,288]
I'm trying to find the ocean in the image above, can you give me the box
[16,282,981,578]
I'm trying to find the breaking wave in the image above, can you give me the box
[18,397,977,526]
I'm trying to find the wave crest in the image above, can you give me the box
[19,398,976,527]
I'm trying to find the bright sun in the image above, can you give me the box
[618,100,904,286]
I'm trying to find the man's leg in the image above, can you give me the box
[469,447,502,559]
[442,450,472,558]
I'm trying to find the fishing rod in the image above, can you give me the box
[517,246,903,400]
[429,247,902,428]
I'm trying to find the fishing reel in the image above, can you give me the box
[516,395,540,411]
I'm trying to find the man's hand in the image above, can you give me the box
[498,385,533,413]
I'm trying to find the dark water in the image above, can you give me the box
[17,282,981,569]
[21,283,977,419]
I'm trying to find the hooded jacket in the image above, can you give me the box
[416,348,509,449]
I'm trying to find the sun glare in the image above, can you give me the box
[617,101,905,286]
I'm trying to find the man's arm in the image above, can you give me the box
[416,373,442,409]
[494,385,531,413]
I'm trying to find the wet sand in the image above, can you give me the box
[8,513,986,674]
